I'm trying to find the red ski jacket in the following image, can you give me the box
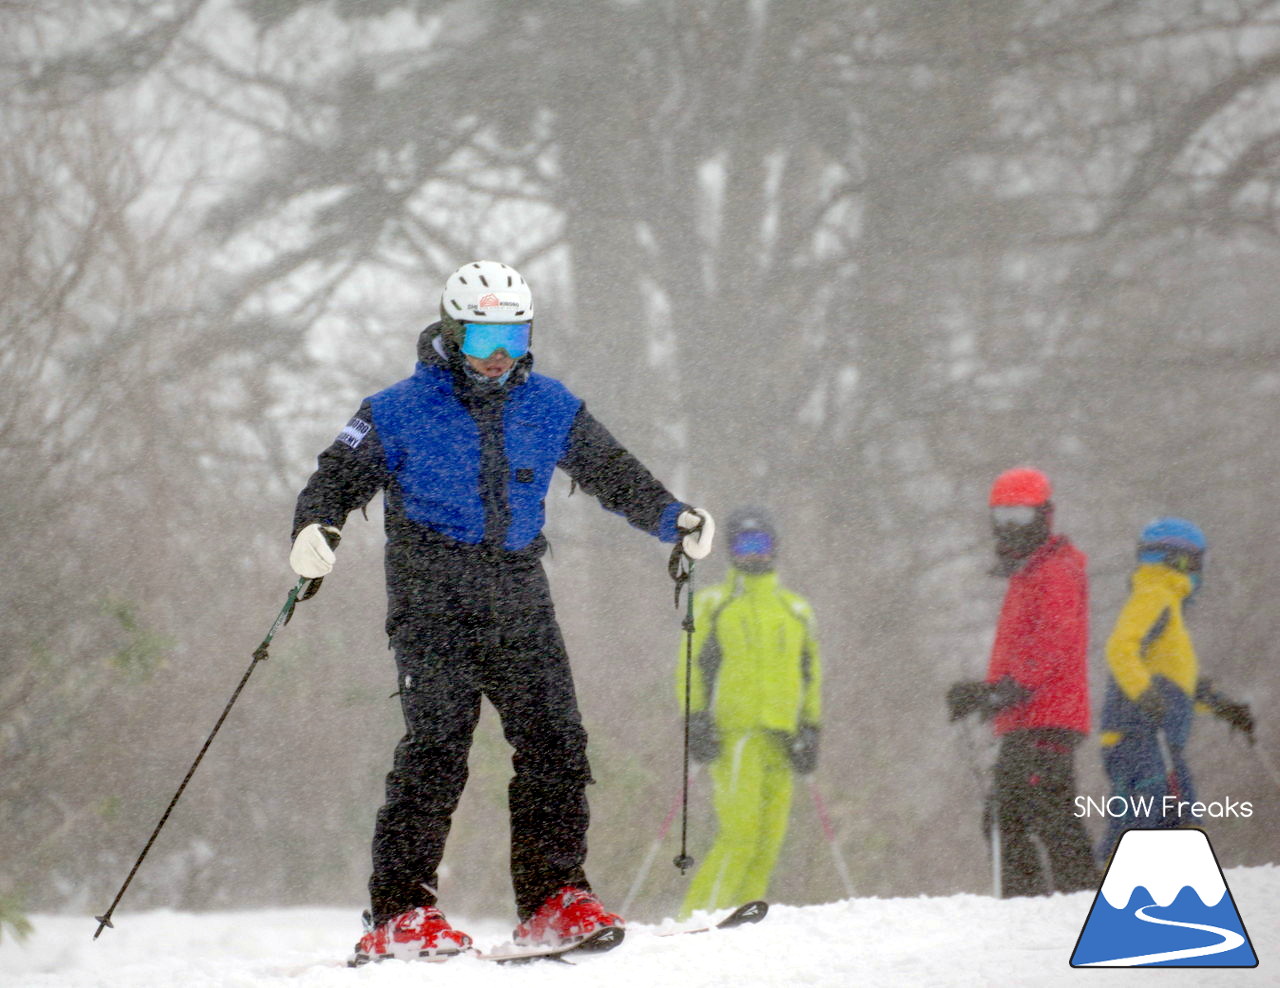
[986,534,1090,736]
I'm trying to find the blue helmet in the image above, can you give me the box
[1138,517,1206,569]
[726,506,778,573]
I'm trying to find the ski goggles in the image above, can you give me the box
[1138,544,1204,572]
[991,505,1038,527]
[731,531,775,556]
[461,322,531,360]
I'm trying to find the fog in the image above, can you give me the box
[3,0,1279,937]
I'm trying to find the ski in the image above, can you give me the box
[348,946,466,968]
[475,901,763,962]
[345,901,762,966]
[477,925,625,964]
[658,899,769,937]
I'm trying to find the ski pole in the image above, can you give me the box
[990,793,1002,899]
[669,543,696,874]
[93,576,314,939]
[620,764,703,916]
[1155,727,1181,801]
[954,694,1000,896]
[807,778,855,898]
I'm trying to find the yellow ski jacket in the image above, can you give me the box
[1100,563,1199,748]
[676,568,820,733]
[1105,563,1198,702]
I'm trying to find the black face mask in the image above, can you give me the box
[733,554,775,575]
[991,518,1050,575]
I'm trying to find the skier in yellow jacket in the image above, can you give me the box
[676,508,820,918]
[1098,517,1254,860]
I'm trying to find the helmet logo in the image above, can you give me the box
[478,293,500,307]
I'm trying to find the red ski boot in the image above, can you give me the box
[513,886,624,948]
[349,905,473,966]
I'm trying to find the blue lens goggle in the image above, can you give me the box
[732,531,774,556]
[461,322,531,360]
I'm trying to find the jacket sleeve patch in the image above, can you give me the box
[337,417,372,449]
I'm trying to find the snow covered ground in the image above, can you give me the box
[4,865,1276,987]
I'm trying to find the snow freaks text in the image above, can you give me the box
[1074,795,1253,819]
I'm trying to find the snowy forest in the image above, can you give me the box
[4,0,1280,940]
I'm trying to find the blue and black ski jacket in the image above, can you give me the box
[294,326,686,564]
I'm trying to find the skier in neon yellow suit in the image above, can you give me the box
[676,508,821,918]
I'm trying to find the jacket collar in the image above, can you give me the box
[1006,533,1066,577]
[725,567,781,596]
[414,321,533,393]
[1131,562,1192,600]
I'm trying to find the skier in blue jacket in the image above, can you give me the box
[290,260,714,965]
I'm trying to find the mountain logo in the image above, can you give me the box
[1070,828,1257,968]
[477,293,501,307]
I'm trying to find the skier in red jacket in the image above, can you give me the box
[947,467,1098,897]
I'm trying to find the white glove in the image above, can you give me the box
[678,508,715,560]
[290,523,341,579]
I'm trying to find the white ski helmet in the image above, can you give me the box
[439,260,533,350]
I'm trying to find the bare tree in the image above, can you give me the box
[9,0,1280,919]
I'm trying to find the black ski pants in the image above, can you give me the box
[369,544,593,924]
[987,730,1098,898]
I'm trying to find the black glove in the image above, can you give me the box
[947,681,990,721]
[988,676,1031,713]
[1215,700,1255,742]
[688,711,719,763]
[789,724,820,775]
[1136,686,1165,725]
[1196,678,1255,743]
[947,677,1030,722]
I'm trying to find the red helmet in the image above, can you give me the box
[989,467,1052,507]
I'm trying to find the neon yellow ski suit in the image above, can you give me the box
[675,567,820,917]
